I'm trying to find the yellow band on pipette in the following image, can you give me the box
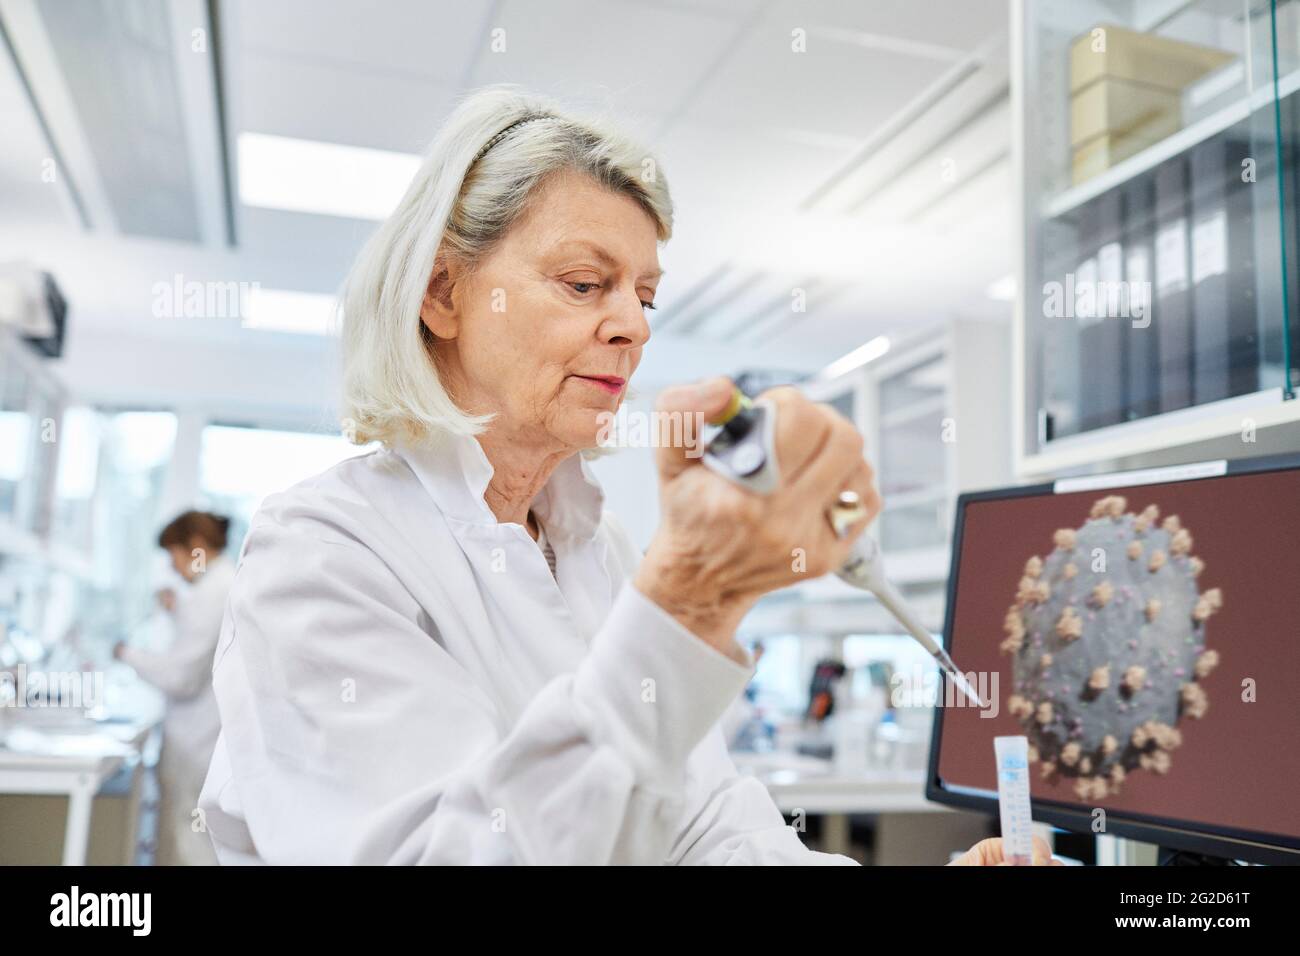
[707,386,751,426]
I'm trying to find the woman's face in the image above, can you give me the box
[422,170,661,450]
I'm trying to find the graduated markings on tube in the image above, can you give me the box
[994,736,1034,864]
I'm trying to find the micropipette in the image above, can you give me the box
[702,388,986,709]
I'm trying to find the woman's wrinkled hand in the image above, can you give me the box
[633,376,880,655]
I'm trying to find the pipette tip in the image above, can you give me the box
[947,667,987,710]
[934,648,986,709]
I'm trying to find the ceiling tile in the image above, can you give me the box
[657,118,851,215]
[235,0,489,84]
[238,51,459,153]
[678,12,950,141]
[468,0,741,123]
[772,0,1007,54]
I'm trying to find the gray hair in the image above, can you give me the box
[339,84,674,445]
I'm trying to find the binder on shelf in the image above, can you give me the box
[1188,126,1259,405]
[1041,239,1081,439]
[1153,157,1195,413]
[1121,174,1158,420]
[1066,220,1100,438]
[1077,188,1126,431]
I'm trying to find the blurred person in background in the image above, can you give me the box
[115,510,234,865]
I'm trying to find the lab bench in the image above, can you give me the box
[0,709,159,865]
[733,750,992,863]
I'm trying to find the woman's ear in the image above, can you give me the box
[420,258,461,340]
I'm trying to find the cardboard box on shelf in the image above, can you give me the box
[1067,24,1235,185]
[1070,78,1182,147]
[1072,112,1182,185]
[1070,24,1235,94]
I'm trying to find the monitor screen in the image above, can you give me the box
[928,456,1300,863]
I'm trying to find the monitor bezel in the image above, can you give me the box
[925,451,1300,866]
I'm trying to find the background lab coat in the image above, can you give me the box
[198,431,854,865]
[121,553,234,865]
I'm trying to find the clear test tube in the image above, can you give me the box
[993,735,1035,865]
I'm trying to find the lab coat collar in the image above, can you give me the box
[392,429,606,541]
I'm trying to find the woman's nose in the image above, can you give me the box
[599,285,652,348]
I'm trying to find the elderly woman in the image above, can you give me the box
[199,86,1054,867]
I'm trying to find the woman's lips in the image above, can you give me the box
[570,374,625,395]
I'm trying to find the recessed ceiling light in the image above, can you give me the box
[819,335,890,380]
[237,132,421,221]
[243,287,339,335]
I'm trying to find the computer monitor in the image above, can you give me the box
[926,453,1300,865]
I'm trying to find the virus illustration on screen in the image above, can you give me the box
[1000,496,1221,802]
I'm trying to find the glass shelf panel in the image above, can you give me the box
[1023,0,1298,451]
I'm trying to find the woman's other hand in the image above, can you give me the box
[633,376,880,654]
[947,835,1063,866]
[157,587,177,612]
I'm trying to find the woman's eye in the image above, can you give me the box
[565,280,655,310]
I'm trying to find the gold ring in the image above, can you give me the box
[828,489,868,537]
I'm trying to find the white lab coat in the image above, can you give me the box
[121,553,234,865]
[198,429,854,865]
